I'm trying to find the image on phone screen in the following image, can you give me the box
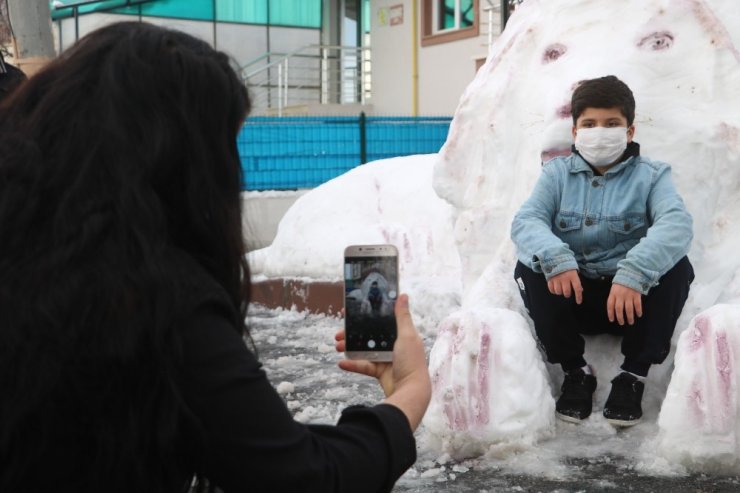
[344,255,398,353]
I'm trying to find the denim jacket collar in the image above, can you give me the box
[569,142,641,176]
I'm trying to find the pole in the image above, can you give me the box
[283,58,288,108]
[359,111,367,164]
[212,0,217,49]
[277,62,283,117]
[411,0,419,116]
[7,0,55,75]
[266,0,271,109]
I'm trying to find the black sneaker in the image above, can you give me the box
[556,368,597,423]
[603,372,644,427]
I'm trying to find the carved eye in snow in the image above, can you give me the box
[638,31,674,51]
[542,43,567,63]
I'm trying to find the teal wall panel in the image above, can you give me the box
[51,0,321,27]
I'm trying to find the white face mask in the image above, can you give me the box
[574,127,628,167]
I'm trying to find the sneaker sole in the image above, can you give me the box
[605,416,642,427]
[556,411,588,424]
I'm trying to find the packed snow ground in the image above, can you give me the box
[248,305,740,491]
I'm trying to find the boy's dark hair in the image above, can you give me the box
[571,75,635,125]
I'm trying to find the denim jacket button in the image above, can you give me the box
[585,218,594,226]
[545,266,553,273]
[642,283,649,290]
[591,180,599,187]
[559,220,566,228]
[624,222,631,231]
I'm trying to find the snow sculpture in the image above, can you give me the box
[250,0,740,472]
[428,0,740,467]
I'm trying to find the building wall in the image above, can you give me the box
[52,14,319,73]
[369,0,502,116]
[49,1,503,118]
[369,0,414,115]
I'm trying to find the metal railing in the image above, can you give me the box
[241,44,371,116]
[238,114,452,190]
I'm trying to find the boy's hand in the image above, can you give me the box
[607,284,643,325]
[547,270,583,304]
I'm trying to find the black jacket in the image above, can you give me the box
[179,269,416,492]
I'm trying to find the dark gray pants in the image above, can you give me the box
[514,257,694,377]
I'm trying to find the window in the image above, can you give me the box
[434,0,474,33]
[75,0,323,28]
[422,0,479,47]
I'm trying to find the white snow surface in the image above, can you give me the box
[249,0,740,476]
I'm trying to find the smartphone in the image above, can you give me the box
[343,244,399,362]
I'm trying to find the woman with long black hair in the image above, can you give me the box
[0,22,430,492]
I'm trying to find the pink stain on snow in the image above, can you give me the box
[689,316,710,352]
[716,123,740,154]
[542,43,567,63]
[403,233,413,264]
[555,102,572,120]
[444,384,469,432]
[714,331,732,426]
[475,331,491,426]
[380,227,390,245]
[432,322,456,391]
[485,29,522,77]
[637,31,674,51]
[441,122,461,164]
[687,0,740,62]
[451,322,466,355]
[374,178,383,215]
[433,320,467,431]
[685,329,734,432]
[456,385,470,430]
[688,380,706,425]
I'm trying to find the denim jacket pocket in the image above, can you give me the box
[607,215,647,236]
[555,212,582,232]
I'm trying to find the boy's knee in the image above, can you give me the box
[663,256,694,284]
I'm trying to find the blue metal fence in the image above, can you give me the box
[237,115,452,190]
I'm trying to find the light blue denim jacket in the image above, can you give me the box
[511,145,693,294]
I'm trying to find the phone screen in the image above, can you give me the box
[344,255,398,353]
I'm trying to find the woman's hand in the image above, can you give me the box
[334,294,431,430]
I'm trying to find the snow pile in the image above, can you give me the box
[424,308,555,458]
[249,0,740,474]
[248,153,462,331]
[657,305,740,471]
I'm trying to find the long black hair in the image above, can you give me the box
[0,22,250,491]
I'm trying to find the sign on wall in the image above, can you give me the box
[377,4,403,27]
[390,4,403,25]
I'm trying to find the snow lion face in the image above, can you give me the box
[434,0,740,300]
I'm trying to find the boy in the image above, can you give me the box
[511,76,694,427]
